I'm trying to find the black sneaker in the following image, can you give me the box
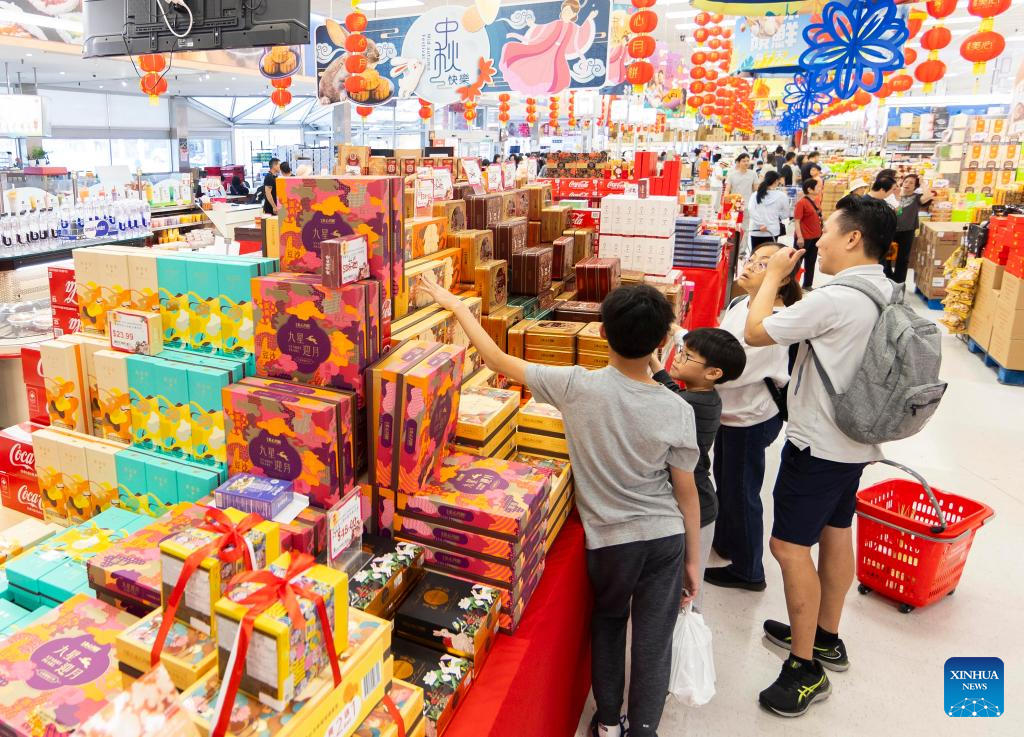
[589,714,627,737]
[763,619,850,672]
[759,658,831,717]
[704,566,767,591]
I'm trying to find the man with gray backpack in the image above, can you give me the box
[742,194,947,717]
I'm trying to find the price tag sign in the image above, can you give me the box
[414,167,435,215]
[462,158,484,194]
[527,157,539,183]
[486,164,502,192]
[433,168,454,200]
[624,182,640,198]
[327,491,363,562]
[502,161,517,190]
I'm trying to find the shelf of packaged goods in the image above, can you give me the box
[149,221,208,233]
[149,203,201,215]
[0,235,148,271]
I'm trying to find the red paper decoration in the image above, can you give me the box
[903,47,918,66]
[631,0,655,6]
[139,72,167,101]
[345,11,367,32]
[960,30,1005,72]
[914,59,947,85]
[907,9,927,38]
[345,55,368,74]
[626,60,654,85]
[891,74,913,93]
[693,28,709,44]
[271,77,292,89]
[356,105,373,118]
[271,89,292,108]
[628,35,657,59]
[926,0,959,18]
[344,33,367,53]
[139,54,166,74]
[629,10,657,34]
[921,26,952,50]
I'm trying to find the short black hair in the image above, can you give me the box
[785,152,796,162]
[833,193,898,261]
[600,285,675,359]
[280,162,292,175]
[802,178,820,194]
[269,157,280,167]
[775,146,785,154]
[808,150,819,159]
[735,152,750,163]
[872,175,896,192]
[683,328,747,384]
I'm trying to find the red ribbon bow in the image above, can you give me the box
[211,552,342,737]
[151,506,262,667]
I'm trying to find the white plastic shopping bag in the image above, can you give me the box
[668,604,716,706]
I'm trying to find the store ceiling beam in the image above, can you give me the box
[232,98,274,124]
[186,98,232,128]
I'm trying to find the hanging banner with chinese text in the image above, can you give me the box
[315,0,614,108]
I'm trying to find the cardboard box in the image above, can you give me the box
[253,274,381,407]
[527,220,541,247]
[367,341,466,493]
[115,608,217,691]
[0,595,138,737]
[322,235,371,289]
[159,507,281,632]
[454,386,519,443]
[481,304,524,352]
[395,571,500,676]
[400,257,456,317]
[0,470,44,520]
[180,609,391,737]
[405,216,449,261]
[525,320,584,349]
[392,638,473,737]
[349,538,425,619]
[214,553,349,706]
[474,259,509,315]
[525,183,553,220]
[524,346,575,366]
[40,339,89,434]
[74,248,131,335]
[353,679,425,737]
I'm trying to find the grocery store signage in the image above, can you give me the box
[0,94,45,137]
[315,0,614,108]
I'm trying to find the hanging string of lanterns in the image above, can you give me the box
[918,0,956,92]
[418,98,433,121]
[960,0,1009,76]
[270,77,293,109]
[525,97,537,125]
[464,99,477,124]
[498,93,511,124]
[548,95,560,131]
[625,0,657,89]
[343,4,370,101]
[567,91,576,129]
[138,54,168,105]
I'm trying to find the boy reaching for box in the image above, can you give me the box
[419,278,702,737]
[648,327,747,612]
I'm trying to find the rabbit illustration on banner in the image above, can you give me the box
[391,57,426,98]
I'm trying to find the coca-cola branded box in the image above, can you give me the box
[0,422,43,519]
[21,346,48,426]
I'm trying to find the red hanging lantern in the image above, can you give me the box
[853,89,872,106]
[708,38,722,50]
[345,11,367,32]
[689,80,705,94]
[691,51,707,66]
[139,54,166,74]
[139,72,166,102]
[700,104,714,117]
[345,55,368,74]
[526,114,537,124]
[903,47,918,67]
[271,89,292,109]
[345,75,366,94]
[722,27,733,40]
[626,61,654,86]
[960,30,1005,74]
[707,51,720,63]
[629,10,658,34]
[693,28,710,44]
[271,77,292,90]
[690,66,706,80]
[687,96,701,109]
[875,82,894,99]
[499,92,511,102]
[345,33,367,53]
[499,112,511,123]
[891,74,913,93]
[628,35,657,59]
[631,0,655,6]
[921,26,952,50]
[708,25,722,37]
[695,11,710,26]
[418,105,433,120]
[926,0,959,18]
[907,9,927,39]
[465,109,477,122]
[915,59,947,85]
[705,68,719,81]
[356,105,373,118]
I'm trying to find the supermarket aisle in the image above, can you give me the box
[575,297,1024,737]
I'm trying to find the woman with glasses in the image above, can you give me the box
[705,242,803,592]
[746,171,792,251]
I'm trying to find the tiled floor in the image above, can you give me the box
[575,290,1024,736]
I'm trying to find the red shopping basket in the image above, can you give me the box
[855,460,995,613]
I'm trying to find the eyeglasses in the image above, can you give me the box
[681,351,706,366]
[743,259,770,272]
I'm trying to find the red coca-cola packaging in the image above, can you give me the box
[568,208,601,231]
[0,422,43,518]
[52,305,81,338]
[0,472,43,519]
[48,266,77,311]
[20,347,48,426]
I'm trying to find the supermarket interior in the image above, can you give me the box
[0,0,1022,736]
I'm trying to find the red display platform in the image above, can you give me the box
[446,513,592,737]
[683,248,733,329]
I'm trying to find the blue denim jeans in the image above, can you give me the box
[711,414,784,583]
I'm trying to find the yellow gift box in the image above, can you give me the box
[213,552,349,707]
[115,608,217,691]
[181,609,393,737]
[160,507,281,634]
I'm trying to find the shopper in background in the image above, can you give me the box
[746,170,791,249]
[793,178,824,289]
[726,153,757,203]
[873,169,900,208]
[648,328,747,612]
[229,175,249,196]
[280,162,292,176]
[846,178,869,197]
[262,158,281,216]
[705,243,801,592]
[772,146,786,173]
[417,279,702,737]
[800,150,820,181]
[781,152,797,186]
[744,195,898,717]
[867,175,897,206]
[887,173,934,284]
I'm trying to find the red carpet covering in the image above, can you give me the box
[446,513,593,737]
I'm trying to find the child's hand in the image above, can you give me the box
[681,560,700,609]
[416,276,461,310]
[648,352,663,373]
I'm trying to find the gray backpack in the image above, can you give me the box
[808,276,947,445]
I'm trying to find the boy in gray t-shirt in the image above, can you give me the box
[419,279,701,737]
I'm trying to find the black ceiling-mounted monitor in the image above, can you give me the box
[82,0,310,59]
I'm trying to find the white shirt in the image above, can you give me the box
[762,264,896,463]
[717,297,791,427]
[745,189,791,237]
[727,169,757,202]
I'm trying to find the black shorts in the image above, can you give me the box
[771,442,867,547]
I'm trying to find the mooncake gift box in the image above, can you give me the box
[115,608,217,691]
[510,246,554,296]
[454,386,519,443]
[510,188,530,218]
[452,229,494,282]
[396,571,500,677]
[398,453,551,541]
[355,679,425,737]
[222,384,343,509]
[392,638,473,737]
[74,247,131,335]
[368,341,466,494]
[480,304,524,352]
[412,539,533,589]
[213,473,294,519]
[400,257,456,317]
[0,594,138,737]
[180,609,392,737]
[321,235,370,289]
[0,519,60,565]
[41,339,89,435]
[523,346,575,366]
[527,220,541,247]
[492,217,528,264]
[87,504,205,610]
[540,206,570,243]
[575,257,622,302]
[565,227,596,263]
[474,259,508,316]
[551,235,576,281]
[525,320,584,350]
[394,508,535,562]
[432,199,468,234]
[405,216,449,261]
[577,321,608,352]
[214,553,349,706]
[159,507,281,633]
[252,274,381,407]
[552,299,603,323]
[77,665,201,737]
[525,183,552,221]
[275,176,404,349]
[465,192,502,230]
[349,538,425,619]
[237,377,358,490]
